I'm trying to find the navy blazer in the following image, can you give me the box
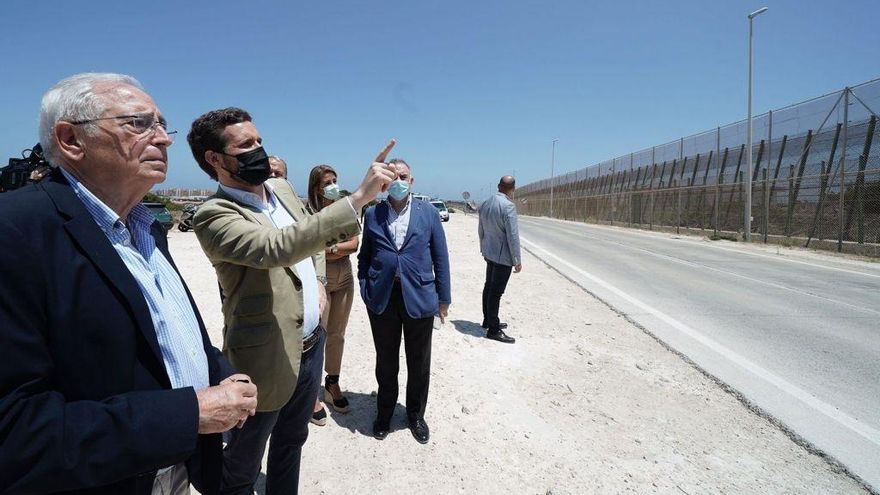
[358,198,451,319]
[0,171,234,495]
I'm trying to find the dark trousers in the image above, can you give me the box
[482,258,513,331]
[368,282,433,424]
[220,327,325,495]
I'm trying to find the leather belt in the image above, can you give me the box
[302,325,323,354]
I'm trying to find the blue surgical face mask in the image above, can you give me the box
[322,183,340,200]
[388,179,410,200]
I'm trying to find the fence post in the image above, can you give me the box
[838,88,849,252]
[676,180,681,234]
[739,170,745,235]
[764,109,772,243]
[806,123,842,247]
[679,137,685,191]
[650,147,656,230]
[762,168,768,239]
[843,114,876,244]
[629,152,634,227]
[790,129,814,209]
[685,154,700,215]
[726,144,746,226]
[686,178,693,230]
[786,164,795,237]
[714,127,721,234]
[629,192,633,228]
[610,160,616,226]
[769,135,788,204]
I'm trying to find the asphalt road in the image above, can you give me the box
[518,216,880,491]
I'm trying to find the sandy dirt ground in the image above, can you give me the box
[170,211,867,495]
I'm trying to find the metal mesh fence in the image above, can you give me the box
[517,79,880,255]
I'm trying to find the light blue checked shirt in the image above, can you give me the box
[60,168,210,391]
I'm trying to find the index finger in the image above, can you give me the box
[374,139,396,163]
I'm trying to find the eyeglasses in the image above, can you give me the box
[69,114,177,142]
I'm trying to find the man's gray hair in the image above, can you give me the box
[39,73,144,166]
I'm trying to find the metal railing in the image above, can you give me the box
[517,79,880,255]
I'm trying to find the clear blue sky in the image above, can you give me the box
[2,0,878,201]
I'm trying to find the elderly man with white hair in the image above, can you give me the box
[0,73,257,495]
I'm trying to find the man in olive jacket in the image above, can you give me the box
[188,107,396,495]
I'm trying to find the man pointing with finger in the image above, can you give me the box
[188,107,396,494]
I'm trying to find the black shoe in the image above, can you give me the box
[481,322,508,329]
[486,329,515,344]
[310,405,327,426]
[373,420,390,440]
[324,384,350,413]
[408,418,430,444]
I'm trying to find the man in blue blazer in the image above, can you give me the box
[0,73,257,494]
[358,158,451,444]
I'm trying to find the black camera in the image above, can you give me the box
[1,144,50,193]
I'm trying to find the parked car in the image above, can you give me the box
[430,200,450,222]
[143,202,173,232]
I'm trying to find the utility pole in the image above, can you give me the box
[550,139,559,217]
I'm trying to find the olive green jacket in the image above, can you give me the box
[194,178,360,411]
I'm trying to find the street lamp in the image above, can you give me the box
[745,6,768,241]
[549,139,559,217]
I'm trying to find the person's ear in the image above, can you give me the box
[205,150,228,175]
[55,122,84,163]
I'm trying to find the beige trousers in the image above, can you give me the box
[322,256,354,376]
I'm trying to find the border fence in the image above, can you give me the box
[517,79,880,256]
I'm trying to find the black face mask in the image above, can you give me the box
[220,146,271,186]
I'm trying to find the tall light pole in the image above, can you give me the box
[745,6,768,241]
[549,139,559,217]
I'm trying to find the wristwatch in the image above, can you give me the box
[330,245,339,254]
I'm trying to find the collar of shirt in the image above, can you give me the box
[219,181,278,211]
[385,194,413,252]
[385,193,412,218]
[59,167,155,245]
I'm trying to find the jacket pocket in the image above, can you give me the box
[368,267,381,279]
[226,324,274,348]
[419,271,435,285]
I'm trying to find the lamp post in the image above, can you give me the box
[745,6,768,241]
[549,138,559,218]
